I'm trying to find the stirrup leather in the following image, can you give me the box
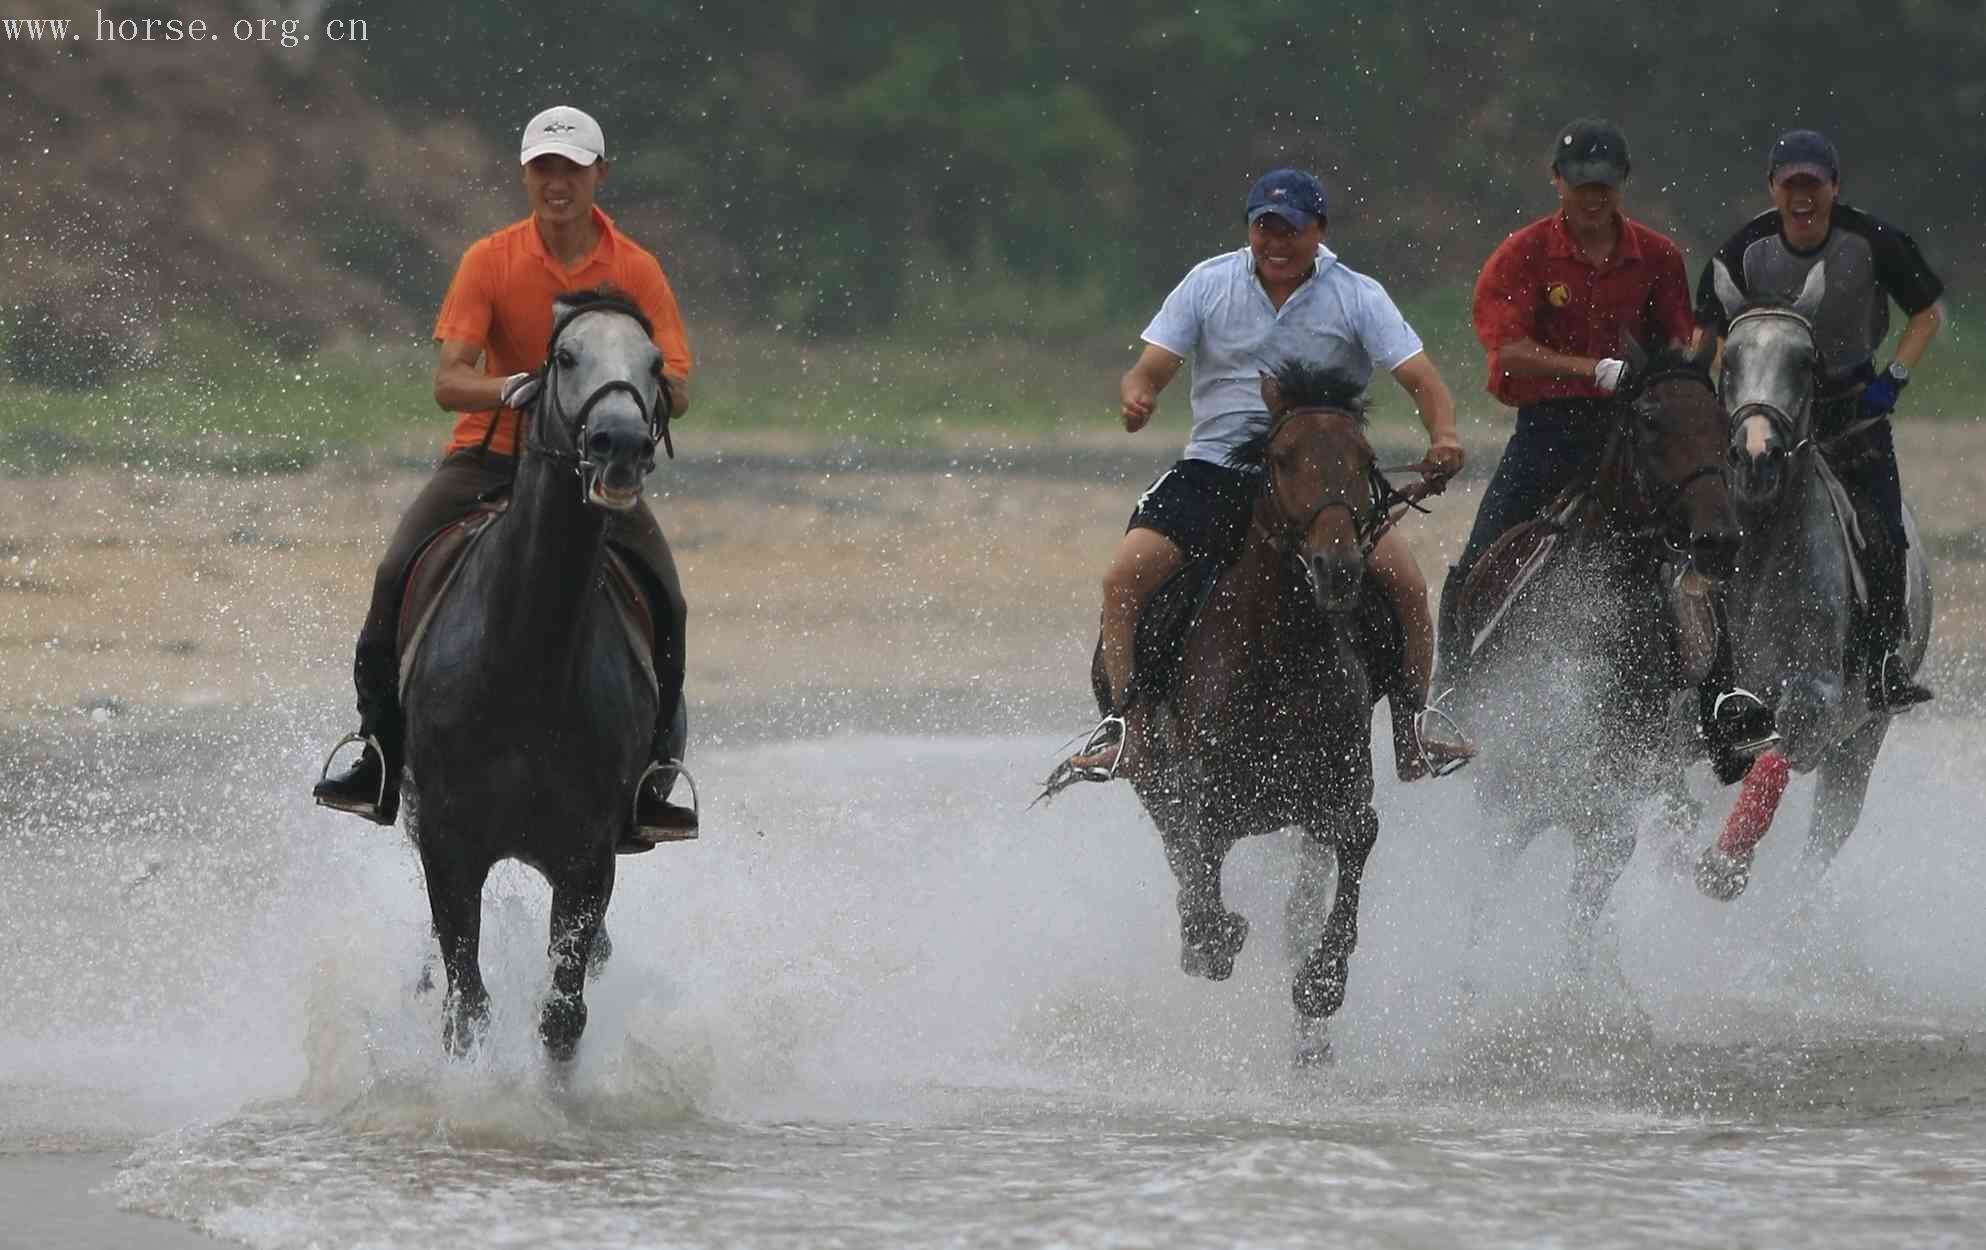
[317,732,389,812]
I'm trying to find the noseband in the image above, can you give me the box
[1259,407,1432,560]
[518,299,676,479]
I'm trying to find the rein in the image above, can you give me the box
[509,299,676,481]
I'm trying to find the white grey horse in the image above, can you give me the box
[1698,260,1932,896]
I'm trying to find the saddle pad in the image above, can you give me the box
[1812,455,1869,608]
[397,509,657,700]
[1458,512,1566,661]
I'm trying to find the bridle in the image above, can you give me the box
[1720,305,1822,459]
[515,299,676,484]
[1258,406,1441,561]
[1614,363,1729,557]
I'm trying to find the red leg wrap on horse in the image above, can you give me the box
[1717,749,1791,861]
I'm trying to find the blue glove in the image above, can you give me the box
[1859,366,1904,418]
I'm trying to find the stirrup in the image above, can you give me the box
[1072,715,1129,783]
[317,732,389,812]
[1029,714,1128,808]
[633,758,699,840]
[1411,694,1472,779]
[1710,687,1781,757]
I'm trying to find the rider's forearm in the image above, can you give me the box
[434,363,510,413]
[1893,303,1942,371]
[1394,357,1459,442]
[1495,337,1603,381]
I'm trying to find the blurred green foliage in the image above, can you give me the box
[324,0,1985,340]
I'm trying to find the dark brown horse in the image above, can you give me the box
[1445,339,1741,951]
[1047,361,1445,1061]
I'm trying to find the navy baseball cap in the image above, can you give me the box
[1768,129,1839,185]
[1246,168,1327,228]
[1552,119,1630,187]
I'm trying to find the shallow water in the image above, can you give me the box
[3,706,1984,1248]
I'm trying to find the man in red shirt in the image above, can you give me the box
[1437,119,1694,680]
[314,105,698,845]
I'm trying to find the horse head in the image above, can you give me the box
[1712,259,1826,506]
[529,288,671,511]
[1241,361,1383,614]
[1615,333,1742,580]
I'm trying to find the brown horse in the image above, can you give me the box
[1045,361,1445,1061]
[1445,339,1741,952]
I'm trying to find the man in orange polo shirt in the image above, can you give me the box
[1436,119,1693,683]
[315,105,699,844]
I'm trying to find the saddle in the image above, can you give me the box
[1454,490,1721,686]
[396,497,658,699]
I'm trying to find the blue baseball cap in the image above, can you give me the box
[1246,168,1327,229]
[1768,129,1839,185]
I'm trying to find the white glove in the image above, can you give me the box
[499,371,542,410]
[1593,358,1627,393]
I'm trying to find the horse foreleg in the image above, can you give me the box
[1567,820,1635,954]
[542,859,614,1063]
[418,840,491,1057]
[1808,715,1887,866]
[1161,815,1247,981]
[1294,805,1378,1022]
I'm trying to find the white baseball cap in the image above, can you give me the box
[520,106,605,166]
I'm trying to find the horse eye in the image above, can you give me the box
[556,347,577,368]
[649,360,663,377]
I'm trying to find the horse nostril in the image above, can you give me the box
[587,430,615,459]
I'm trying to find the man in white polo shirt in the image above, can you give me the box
[1069,168,1473,781]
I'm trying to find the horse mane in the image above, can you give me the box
[1226,360,1370,470]
[550,285,653,345]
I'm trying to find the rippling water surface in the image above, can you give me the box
[3,708,1983,1248]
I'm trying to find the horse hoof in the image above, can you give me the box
[1294,950,1349,1019]
[540,994,587,1062]
[1179,910,1249,981]
[1293,1016,1334,1068]
[1696,846,1750,902]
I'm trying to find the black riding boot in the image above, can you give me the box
[1865,546,1932,711]
[628,667,697,851]
[313,641,403,825]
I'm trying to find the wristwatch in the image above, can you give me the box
[1884,360,1911,386]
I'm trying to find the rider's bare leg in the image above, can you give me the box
[1072,526,1187,772]
[1371,529,1474,781]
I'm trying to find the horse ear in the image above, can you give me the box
[1712,258,1745,318]
[1259,371,1284,416]
[1792,260,1826,320]
[1619,332,1649,373]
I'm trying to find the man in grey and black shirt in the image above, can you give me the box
[1694,129,1945,709]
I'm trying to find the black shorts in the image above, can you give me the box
[1127,458,1260,562]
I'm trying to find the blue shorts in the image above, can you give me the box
[1128,458,1260,563]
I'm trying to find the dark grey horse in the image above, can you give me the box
[1697,261,1932,896]
[401,291,670,1061]
[1451,344,1741,952]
